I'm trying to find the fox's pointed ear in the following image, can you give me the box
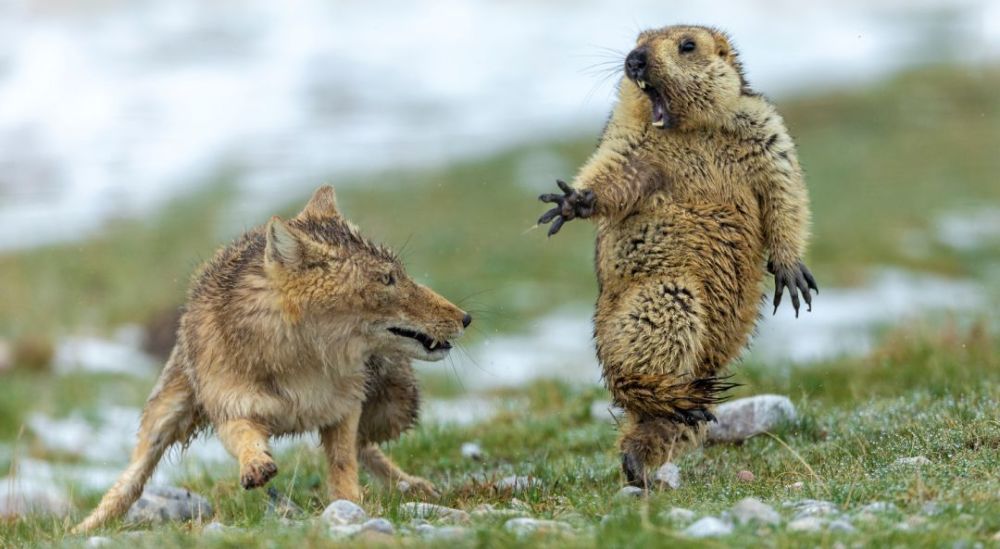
[298,185,341,219]
[265,216,304,269]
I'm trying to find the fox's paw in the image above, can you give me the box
[397,476,440,500]
[240,454,278,490]
[538,179,595,236]
[768,260,818,317]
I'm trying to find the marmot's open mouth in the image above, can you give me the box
[388,327,452,352]
[635,79,669,128]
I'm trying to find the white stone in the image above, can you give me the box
[731,497,780,525]
[861,501,897,513]
[708,395,797,442]
[400,502,469,524]
[828,519,855,533]
[683,517,733,538]
[328,524,363,538]
[460,442,484,460]
[504,517,574,536]
[320,499,367,526]
[86,537,112,548]
[415,524,470,540]
[788,516,826,532]
[361,518,395,535]
[663,507,696,524]
[653,462,681,490]
[615,486,644,499]
[784,499,839,518]
[894,455,932,467]
[125,485,213,524]
[202,521,228,534]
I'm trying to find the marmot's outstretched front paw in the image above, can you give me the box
[768,260,818,317]
[674,407,717,426]
[240,454,278,489]
[538,179,595,236]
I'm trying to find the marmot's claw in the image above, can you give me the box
[770,260,818,317]
[537,179,596,237]
[622,452,647,488]
[676,407,716,425]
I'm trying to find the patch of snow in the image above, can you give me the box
[1,1,998,250]
[53,326,157,376]
[935,207,1000,251]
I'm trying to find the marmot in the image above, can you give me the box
[538,25,817,486]
[75,186,472,532]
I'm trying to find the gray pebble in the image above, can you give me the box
[124,485,213,525]
[495,475,541,492]
[653,462,681,490]
[662,507,696,524]
[504,517,574,536]
[860,501,897,514]
[708,395,796,443]
[400,502,470,524]
[788,516,826,532]
[85,537,112,548]
[894,455,932,467]
[731,497,780,525]
[828,519,856,533]
[361,517,395,535]
[615,486,644,499]
[320,499,367,525]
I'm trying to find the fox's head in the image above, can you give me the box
[263,185,471,362]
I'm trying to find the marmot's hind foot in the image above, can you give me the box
[622,452,648,488]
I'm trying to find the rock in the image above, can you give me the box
[470,503,527,519]
[328,524,363,538]
[786,481,805,491]
[125,486,213,524]
[894,455,932,467]
[653,462,681,490]
[662,507,696,524]
[787,516,826,532]
[504,517,574,536]
[266,487,304,519]
[683,517,733,538]
[509,498,533,512]
[86,537,112,548]
[736,470,755,482]
[921,502,944,516]
[361,518,395,535]
[495,475,541,492]
[460,442,484,460]
[415,524,471,540]
[400,502,470,524]
[828,519,855,533]
[860,501,897,514]
[708,395,796,443]
[321,499,367,525]
[615,486,644,499]
[784,499,839,518]
[590,400,625,423]
[731,497,780,526]
[202,521,232,534]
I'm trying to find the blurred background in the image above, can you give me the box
[1,0,998,527]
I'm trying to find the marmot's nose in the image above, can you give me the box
[625,47,648,79]
[462,313,473,328]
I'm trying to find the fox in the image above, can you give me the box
[74,185,471,533]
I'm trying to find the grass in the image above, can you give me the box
[1,64,999,546]
[2,322,998,547]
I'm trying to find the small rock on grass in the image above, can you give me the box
[736,470,755,482]
[784,499,839,518]
[662,507,696,524]
[731,497,780,526]
[786,481,805,491]
[653,462,681,490]
[86,537,112,548]
[470,503,529,519]
[828,519,855,533]
[266,487,304,519]
[860,501,897,514]
[125,486,213,525]
[504,518,574,536]
[415,524,471,540]
[787,516,825,532]
[495,475,542,492]
[894,455,932,467]
[328,524,363,538]
[361,518,395,535]
[461,442,484,460]
[400,502,470,524]
[708,395,796,443]
[683,517,732,538]
[615,486,644,499]
[321,500,367,525]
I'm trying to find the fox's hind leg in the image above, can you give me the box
[73,355,197,533]
[216,419,277,490]
[357,356,438,498]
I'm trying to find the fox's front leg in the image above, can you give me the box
[320,403,363,502]
[217,418,278,489]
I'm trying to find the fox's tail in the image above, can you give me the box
[603,370,738,422]
[73,356,197,533]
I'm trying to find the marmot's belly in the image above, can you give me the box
[596,202,766,367]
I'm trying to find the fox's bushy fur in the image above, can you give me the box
[75,186,469,533]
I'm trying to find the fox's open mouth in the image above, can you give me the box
[635,79,669,128]
[388,327,452,352]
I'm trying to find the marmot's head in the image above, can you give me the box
[621,25,751,129]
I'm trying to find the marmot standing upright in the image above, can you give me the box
[538,25,817,486]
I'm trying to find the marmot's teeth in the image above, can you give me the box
[652,119,665,128]
[637,80,646,89]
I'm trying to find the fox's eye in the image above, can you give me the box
[679,39,696,54]
[381,272,396,286]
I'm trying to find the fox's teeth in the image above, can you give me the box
[429,341,437,350]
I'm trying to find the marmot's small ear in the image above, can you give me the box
[709,29,735,61]
[299,185,341,219]
[265,216,304,269]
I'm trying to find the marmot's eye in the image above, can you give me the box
[381,272,396,286]
[679,39,696,54]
